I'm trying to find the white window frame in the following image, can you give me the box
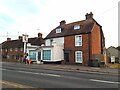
[56,28,61,33]
[75,35,82,46]
[75,51,83,63]
[74,25,80,30]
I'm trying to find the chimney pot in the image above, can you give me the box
[85,12,93,20]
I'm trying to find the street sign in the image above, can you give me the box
[22,34,28,42]
[22,34,29,54]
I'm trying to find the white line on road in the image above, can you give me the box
[0,68,7,70]
[18,71,34,74]
[18,70,61,77]
[18,71,40,75]
[40,73,61,77]
[90,79,120,84]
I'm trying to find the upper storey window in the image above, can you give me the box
[56,28,61,33]
[74,25,80,30]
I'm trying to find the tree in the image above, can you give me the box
[116,46,120,51]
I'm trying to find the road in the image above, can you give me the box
[1,62,119,89]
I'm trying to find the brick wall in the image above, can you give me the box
[91,23,101,55]
[2,48,23,61]
[91,23,105,62]
[64,34,90,65]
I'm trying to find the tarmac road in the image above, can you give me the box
[1,62,119,89]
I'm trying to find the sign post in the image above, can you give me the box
[22,34,28,54]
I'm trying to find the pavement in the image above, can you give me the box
[14,62,119,75]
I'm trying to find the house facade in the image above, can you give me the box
[107,46,120,63]
[36,37,64,63]
[1,33,44,62]
[38,12,105,65]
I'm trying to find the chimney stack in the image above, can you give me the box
[85,12,93,20]
[60,20,66,26]
[38,33,42,38]
[7,38,11,41]
[19,36,22,40]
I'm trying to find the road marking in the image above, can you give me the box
[18,70,61,77]
[40,73,61,77]
[90,79,120,84]
[0,80,34,88]
[18,70,34,74]
[0,68,6,71]
[2,68,7,71]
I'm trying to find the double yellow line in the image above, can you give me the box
[0,80,34,88]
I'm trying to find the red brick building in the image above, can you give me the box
[44,12,105,65]
[1,33,44,61]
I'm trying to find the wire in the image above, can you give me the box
[96,5,118,18]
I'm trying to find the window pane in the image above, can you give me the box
[43,50,51,60]
[75,35,82,46]
[56,28,61,33]
[29,51,36,60]
[76,51,82,63]
[74,25,80,30]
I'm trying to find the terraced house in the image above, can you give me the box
[37,12,105,66]
[1,12,105,66]
[2,33,44,62]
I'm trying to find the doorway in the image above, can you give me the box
[38,52,41,61]
[64,53,69,63]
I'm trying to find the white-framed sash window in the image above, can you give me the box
[75,35,82,46]
[75,51,83,63]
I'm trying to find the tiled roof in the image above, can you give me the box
[28,37,45,46]
[2,40,23,49]
[2,37,45,49]
[45,19,95,39]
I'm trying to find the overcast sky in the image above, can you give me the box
[0,0,119,48]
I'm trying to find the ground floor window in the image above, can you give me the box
[75,51,82,63]
[43,50,51,60]
[29,50,36,60]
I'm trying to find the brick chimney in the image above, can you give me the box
[38,33,42,38]
[85,12,93,20]
[60,20,66,29]
[7,38,11,41]
[60,20,66,26]
[18,36,22,40]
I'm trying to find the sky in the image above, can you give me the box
[0,0,119,48]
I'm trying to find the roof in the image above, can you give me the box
[45,19,96,39]
[107,46,120,57]
[2,40,23,49]
[2,37,45,49]
[28,37,44,46]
